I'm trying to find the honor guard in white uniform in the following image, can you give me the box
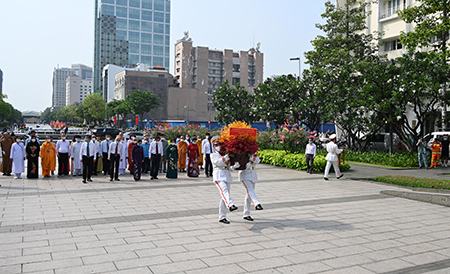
[211,137,238,224]
[238,154,263,221]
[323,134,344,180]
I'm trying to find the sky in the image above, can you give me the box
[0,0,327,112]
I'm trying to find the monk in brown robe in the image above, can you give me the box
[196,136,203,169]
[40,136,57,178]
[177,136,187,172]
[0,131,14,176]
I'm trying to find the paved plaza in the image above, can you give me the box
[0,165,449,274]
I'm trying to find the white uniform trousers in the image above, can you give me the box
[214,180,235,220]
[324,160,341,178]
[242,179,260,217]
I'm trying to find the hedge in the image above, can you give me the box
[345,151,418,168]
[258,150,351,173]
[375,176,450,190]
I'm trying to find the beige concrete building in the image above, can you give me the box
[174,33,264,112]
[336,0,421,59]
[167,87,209,121]
[65,75,93,106]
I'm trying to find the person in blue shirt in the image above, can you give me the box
[141,135,151,174]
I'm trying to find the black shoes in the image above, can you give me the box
[110,178,113,182]
[219,218,230,224]
[88,179,93,182]
[255,204,263,211]
[324,177,329,181]
[243,216,254,221]
[337,174,344,179]
[115,178,120,181]
[82,180,87,184]
[229,205,238,212]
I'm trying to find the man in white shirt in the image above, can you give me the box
[239,154,263,222]
[92,135,101,176]
[56,134,70,176]
[80,135,96,184]
[322,134,344,180]
[305,138,317,174]
[108,136,122,182]
[202,133,213,177]
[101,135,112,175]
[211,136,238,224]
[149,135,163,180]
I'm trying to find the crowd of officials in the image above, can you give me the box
[0,129,216,183]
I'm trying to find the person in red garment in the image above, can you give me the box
[187,137,200,177]
[127,135,137,174]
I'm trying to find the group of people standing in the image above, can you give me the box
[417,135,450,169]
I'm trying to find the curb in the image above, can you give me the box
[381,190,450,207]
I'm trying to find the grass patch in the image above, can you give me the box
[375,176,450,190]
[346,151,418,168]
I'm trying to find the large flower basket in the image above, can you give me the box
[220,122,258,170]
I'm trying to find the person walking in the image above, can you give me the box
[80,135,96,184]
[160,137,168,173]
[40,136,56,178]
[305,138,317,174]
[10,136,25,179]
[92,135,101,176]
[211,137,238,224]
[166,139,178,179]
[141,135,151,174]
[56,134,70,176]
[187,137,200,177]
[177,136,187,172]
[196,136,203,170]
[25,135,40,179]
[101,135,112,175]
[417,138,429,169]
[323,134,344,180]
[119,136,128,175]
[108,136,122,182]
[202,133,213,177]
[149,135,163,180]
[239,154,263,222]
[132,139,144,181]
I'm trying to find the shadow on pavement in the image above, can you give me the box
[247,218,353,233]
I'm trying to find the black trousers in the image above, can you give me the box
[306,154,315,173]
[143,158,150,173]
[82,156,94,181]
[150,154,161,178]
[109,154,120,180]
[58,153,70,175]
[92,154,99,175]
[102,153,110,175]
[205,154,213,176]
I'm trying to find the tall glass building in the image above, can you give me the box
[94,0,171,97]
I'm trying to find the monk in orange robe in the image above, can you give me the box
[431,139,442,168]
[196,137,203,169]
[40,137,57,177]
[177,136,187,172]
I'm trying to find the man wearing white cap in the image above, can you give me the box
[323,134,344,180]
[211,136,238,224]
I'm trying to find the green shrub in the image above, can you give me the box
[257,130,309,153]
[346,151,418,168]
[258,149,351,173]
[375,176,450,190]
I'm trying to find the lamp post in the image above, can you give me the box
[290,57,302,79]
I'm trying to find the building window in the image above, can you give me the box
[129,0,140,8]
[233,64,240,73]
[384,39,403,51]
[116,0,128,6]
[142,0,152,9]
[154,0,164,11]
[141,44,152,55]
[154,12,165,22]
[129,54,140,64]
[101,4,115,16]
[141,33,152,43]
[154,34,164,45]
[130,43,140,54]
[383,0,401,18]
[154,56,164,66]
[154,23,165,34]
[165,13,170,24]
[142,10,152,21]
[165,0,170,12]
[117,18,127,29]
[129,8,140,19]
[129,20,140,31]
[116,30,127,40]
[129,31,140,42]
[141,21,152,32]
[153,45,164,56]
[141,55,152,65]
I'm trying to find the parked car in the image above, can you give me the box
[423,131,450,147]
[123,131,144,141]
[94,128,121,138]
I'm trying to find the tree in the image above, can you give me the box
[254,75,301,125]
[55,104,83,123]
[82,93,106,125]
[0,98,22,128]
[212,81,257,124]
[400,0,450,129]
[305,0,381,149]
[126,90,159,117]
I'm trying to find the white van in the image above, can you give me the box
[423,131,450,146]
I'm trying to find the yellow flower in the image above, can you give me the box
[219,121,255,143]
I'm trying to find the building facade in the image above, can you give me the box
[103,64,125,102]
[174,34,264,112]
[114,68,176,120]
[94,0,171,96]
[66,75,93,105]
[52,65,93,108]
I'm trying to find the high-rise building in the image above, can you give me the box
[52,68,73,108]
[66,75,93,105]
[52,65,93,108]
[103,64,125,102]
[0,68,3,96]
[174,34,264,111]
[94,0,171,98]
